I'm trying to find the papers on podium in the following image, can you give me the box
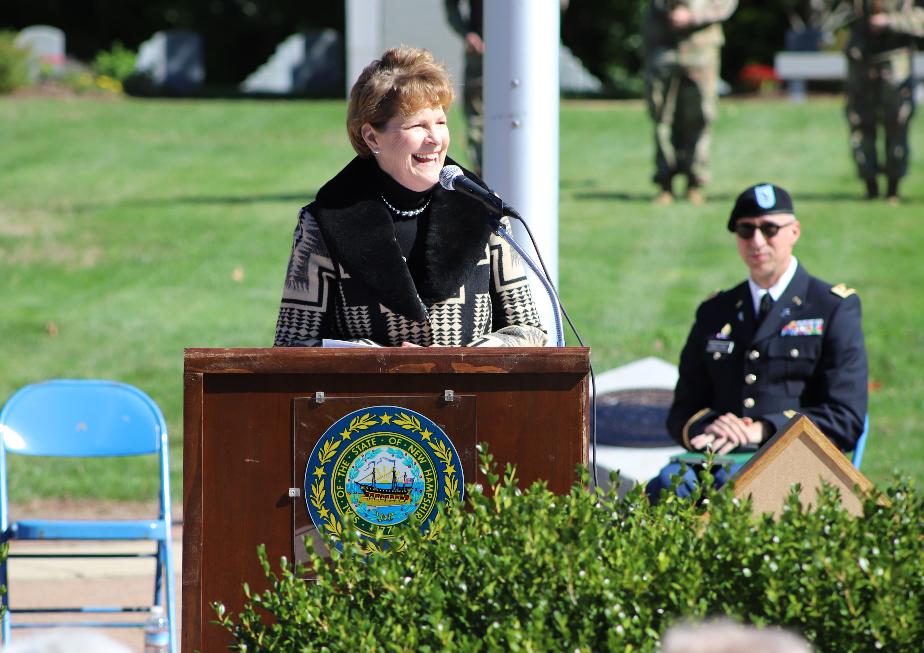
[322,339,377,348]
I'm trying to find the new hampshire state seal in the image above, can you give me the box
[304,405,464,550]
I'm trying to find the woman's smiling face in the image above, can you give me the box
[362,105,450,192]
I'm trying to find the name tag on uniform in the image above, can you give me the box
[781,318,824,336]
[706,339,735,355]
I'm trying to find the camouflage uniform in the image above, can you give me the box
[445,0,484,176]
[845,0,924,195]
[643,0,737,191]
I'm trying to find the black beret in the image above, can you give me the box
[727,183,795,231]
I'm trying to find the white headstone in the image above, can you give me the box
[241,30,343,95]
[14,25,65,80]
[135,29,204,93]
[560,45,602,94]
[594,356,679,394]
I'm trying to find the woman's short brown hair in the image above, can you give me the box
[347,46,454,158]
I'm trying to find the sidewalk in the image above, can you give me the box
[3,513,183,652]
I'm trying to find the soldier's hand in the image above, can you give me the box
[691,413,763,455]
[669,7,694,30]
[869,13,888,33]
[465,32,485,55]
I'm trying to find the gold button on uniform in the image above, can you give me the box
[713,351,721,360]
[743,397,755,408]
[790,348,799,358]
[745,374,757,385]
[748,349,760,360]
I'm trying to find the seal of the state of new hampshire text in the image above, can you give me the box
[304,406,464,550]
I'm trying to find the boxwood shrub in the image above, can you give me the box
[215,453,922,652]
[0,31,30,95]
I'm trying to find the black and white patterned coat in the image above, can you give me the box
[274,157,546,348]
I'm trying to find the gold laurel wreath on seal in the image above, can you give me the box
[308,411,460,551]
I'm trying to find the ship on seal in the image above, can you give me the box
[356,461,414,507]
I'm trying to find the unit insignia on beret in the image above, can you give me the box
[755,184,776,209]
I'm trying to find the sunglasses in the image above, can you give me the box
[734,220,795,239]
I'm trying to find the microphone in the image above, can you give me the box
[439,165,505,215]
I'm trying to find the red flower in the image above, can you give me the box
[738,63,780,91]
[39,53,66,66]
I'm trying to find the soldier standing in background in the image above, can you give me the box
[445,0,484,176]
[643,0,737,205]
[845,0,924,203]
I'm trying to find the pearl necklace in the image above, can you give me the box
[381,195,430,217]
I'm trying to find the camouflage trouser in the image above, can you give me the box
[463,51,483,175]
[845,52,916,181]
[645,50,720,188]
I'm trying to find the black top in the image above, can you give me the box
[372,163,432,281]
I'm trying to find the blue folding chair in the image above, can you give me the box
[0,380,177,652]
[851,413,870,470]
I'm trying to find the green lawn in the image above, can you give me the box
[1,94,921,501]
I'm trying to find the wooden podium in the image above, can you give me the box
[182,347,590,652]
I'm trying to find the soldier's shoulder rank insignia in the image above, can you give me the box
[830,283,857,299]
[304,405,463,551]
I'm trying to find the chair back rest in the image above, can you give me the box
[851,413,870,470]
[0,380,166,457]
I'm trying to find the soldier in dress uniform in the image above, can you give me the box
[647,183,868,500]
[445,0,484,176]
[642,0,738,205]
[845,0,924,202]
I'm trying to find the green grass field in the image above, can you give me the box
[1,94,921,501]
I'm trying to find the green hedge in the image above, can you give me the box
[216,455,923,652]
[91,41,137,83]
[0,31,29,94]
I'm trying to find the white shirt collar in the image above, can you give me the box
[748,256,798,315]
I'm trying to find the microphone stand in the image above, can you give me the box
[441,168,597,487]
[492,218,565,348]
[494,216,602,490]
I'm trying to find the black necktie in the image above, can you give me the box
[757,292,774,324]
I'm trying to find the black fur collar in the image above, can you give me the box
[310,156,494,321]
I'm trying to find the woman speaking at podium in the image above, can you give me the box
[273,47,546,348]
